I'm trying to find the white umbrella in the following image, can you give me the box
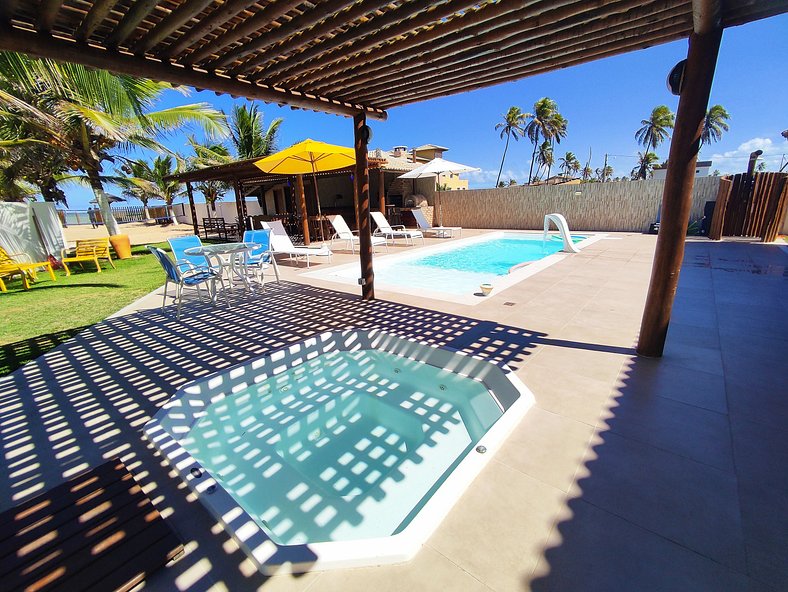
[398,158,479,225]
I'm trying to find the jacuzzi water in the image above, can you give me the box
[181,349,503,545]
[329,233,586,296]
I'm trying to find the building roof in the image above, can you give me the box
[413,144,449,152]
[654,160,713,170]
[1,2,784,120]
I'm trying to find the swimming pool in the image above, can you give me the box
[144,330,534,573]
[307,231,603,304]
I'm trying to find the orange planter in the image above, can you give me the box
[109,234,132,259]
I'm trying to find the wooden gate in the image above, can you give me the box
[708,172,788,241]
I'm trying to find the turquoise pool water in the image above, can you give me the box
[182,349,502,545]
[362,233,584,296]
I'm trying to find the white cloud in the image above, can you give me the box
[468,168,532,187]
[710,135,787,173]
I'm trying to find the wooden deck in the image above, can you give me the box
[0,460,183,592]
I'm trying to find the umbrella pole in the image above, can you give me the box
[436,172,442,226]
[311,164,325,243]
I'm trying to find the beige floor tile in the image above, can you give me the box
[307,546,490,592]
[428,460,567,592]
[494,407,596,492]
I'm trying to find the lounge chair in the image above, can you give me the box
[261,220,333,268]
[61,238,116,275]
[328,214,388,254]
[411,208,462,238]
[0,246,56,292]
[148,246,228,319]
[371,211,424,246]
[242,229,280,283]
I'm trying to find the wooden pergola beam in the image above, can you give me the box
[226,0,402,77]
[38,0,63,34]
[358,19,689,107]
[637,16,722,357]
[332,1,688,103]
[262,0,481,85]
[183,0,304,66]
[0,24,387,120]
[207,0,359,71]
[693,0,721,33]
[354,113,374,300]
[105,0,159,48]
[161,0,260,59]
[302,0,595,92]
[75,0,117,42]
[388,27,685,109]
[132,0,216,54]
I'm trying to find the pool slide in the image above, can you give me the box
[544,213,580,253]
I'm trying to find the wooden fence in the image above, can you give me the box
[708,172,788,242]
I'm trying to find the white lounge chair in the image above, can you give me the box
[411,208,462,238]
[370,211,424,246]
[328,214,388,254]
[261,220,333,268]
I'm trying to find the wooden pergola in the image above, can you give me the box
[2,0,785,356]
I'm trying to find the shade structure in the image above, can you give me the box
[254,139,356,241]
[399,158,480,225]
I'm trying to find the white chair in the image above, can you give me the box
[261,220,333,268]
[370,211,424,246]
[411,208,462,238]
[328,214,388,254]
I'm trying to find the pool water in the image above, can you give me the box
[370,233,584,295]
[181,349,502,545]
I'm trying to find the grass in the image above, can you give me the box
[0,243,169,376]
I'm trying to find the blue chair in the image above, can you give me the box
[148,246,228,319]
[242,229,280,283]
[168,235,215,274]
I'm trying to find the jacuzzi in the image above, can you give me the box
[144,329,534,574]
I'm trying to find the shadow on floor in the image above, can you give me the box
[0,325,93,376]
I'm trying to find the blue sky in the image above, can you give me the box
[64,13,787,210]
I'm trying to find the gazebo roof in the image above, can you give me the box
[1,1,785,121]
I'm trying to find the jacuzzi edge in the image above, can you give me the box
[142,329,535,574]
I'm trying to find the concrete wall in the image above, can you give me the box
[435,176,721,232]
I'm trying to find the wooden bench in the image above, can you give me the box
[201,218,238,241]
[61,239,116,275]
[0,247,56,292]
[0,459,184,592]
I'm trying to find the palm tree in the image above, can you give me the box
[230,103,282,159]
[187,137,233,213]
[494,106,528,187]
[536,140,553,180]
[631,151,659,180]
[122,155,184,222]
[558,151,580,178]
[595,164,613,182]
[700,105,730,147]
[525,98,567,184]
[635,106,675,156]
[0,51,228,236]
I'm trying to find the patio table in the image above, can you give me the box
[184,242,261,294]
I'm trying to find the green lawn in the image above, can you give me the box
[0,243,169,376]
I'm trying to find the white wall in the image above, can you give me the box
[174,199,263,225]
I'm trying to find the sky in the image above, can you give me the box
[62,13,788,210]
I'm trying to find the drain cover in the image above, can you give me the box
[503,302,516,306]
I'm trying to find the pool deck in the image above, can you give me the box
[1,231,786,591]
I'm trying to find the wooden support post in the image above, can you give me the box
[379,169,386,214]
[353,173,360,230]
[637,26,722,357]
[233,179,245,235]
[185,182,198,236]
[354,113,374,300]
[235,179,249,230]
[296,174,310,245]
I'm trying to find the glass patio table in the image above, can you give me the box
[184,242,261,294]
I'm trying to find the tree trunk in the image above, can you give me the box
[496,134,511,186]
[528,137,539,184]
[143,205,151,220]
[86,167,120,236]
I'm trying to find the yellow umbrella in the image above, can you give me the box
[254,139,356,242]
